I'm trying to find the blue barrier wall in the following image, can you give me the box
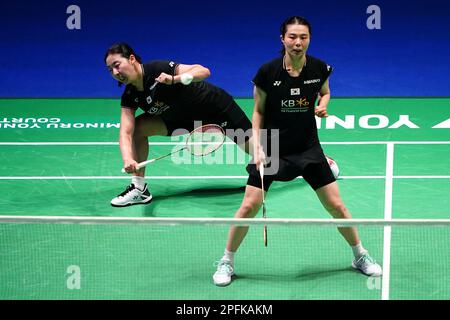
[1,0,449,97]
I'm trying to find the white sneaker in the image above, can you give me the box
[352,253,383,276]
[213,260,234,286]
[110,183,153,207]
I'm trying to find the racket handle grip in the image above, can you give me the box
[259,162,265,178]
[137,159,155,169]
[121,159,156,173]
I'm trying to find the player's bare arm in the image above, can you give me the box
[119,107,139,173]
[252,85,267,168]
[315,78,330,118]
[155,64,211,85]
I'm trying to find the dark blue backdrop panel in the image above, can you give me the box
[1,0,449,97]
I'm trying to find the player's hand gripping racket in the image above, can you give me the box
[259,162,268,247]
[121,124,226,173]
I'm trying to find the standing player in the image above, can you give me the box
[105,43,252,207]
[212,16,382,286]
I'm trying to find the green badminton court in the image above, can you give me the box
[0,98,449,299]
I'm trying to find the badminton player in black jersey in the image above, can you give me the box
[105,43,252,207]
[213,16,382,286]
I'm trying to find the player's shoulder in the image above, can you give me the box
[144,60,177,68]
[259,57,283,71]
[120,84,133,96]
[142,60,176,74]
[306,55,331,71]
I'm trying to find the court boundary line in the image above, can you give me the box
[0,141,449,146]
[1,216,450,226]
[1,175,449,180]
[382,143,394,300]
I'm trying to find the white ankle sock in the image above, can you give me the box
[131,176,145,190]
[351,243,367,259]
[222,249,235,264]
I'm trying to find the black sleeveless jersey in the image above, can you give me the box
[253,55,332,155]
[121,61,235,121]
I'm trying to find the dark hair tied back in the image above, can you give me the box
[279,16,312,55]
[104,42,142,64]
[104,43,142,87]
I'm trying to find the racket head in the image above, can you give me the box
[185,124,226,156]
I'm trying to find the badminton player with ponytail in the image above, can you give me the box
[213,16,382,286]
[105,43,252,207]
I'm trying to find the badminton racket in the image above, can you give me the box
[121,124,226,173]
[259,162,268,247]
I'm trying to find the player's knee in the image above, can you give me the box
[325,202,348,218]
[239,201,260,217]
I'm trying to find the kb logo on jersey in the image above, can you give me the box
[280,99,310,113]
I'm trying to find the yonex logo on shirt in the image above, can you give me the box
[273,81,282,86]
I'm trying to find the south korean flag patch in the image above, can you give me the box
[290,88,300,96]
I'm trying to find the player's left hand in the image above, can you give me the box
[155,72,175,85]
[315,105,328,118]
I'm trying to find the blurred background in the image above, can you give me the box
[1,0,449,98]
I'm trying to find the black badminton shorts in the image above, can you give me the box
[163,100,252,144]
[246,145,336,191]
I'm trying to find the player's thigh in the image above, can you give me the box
[236,184,265,217]
[134,114,168,137]
[315,181,346,212]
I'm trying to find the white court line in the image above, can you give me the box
[394,175,450,179]
[0,141,450,146]
[382,143,394,300]
[0,176,248,180]
[0,175,449,180]
[323,141,450,145]
[0,142,233,146]
[1,216,450,226]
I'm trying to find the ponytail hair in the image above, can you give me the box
[104,42,142,63]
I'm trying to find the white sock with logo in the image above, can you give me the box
[222,249,235,265]
[131,176,145,191]
[351,242,367,259]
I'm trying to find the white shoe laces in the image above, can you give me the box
[356,253,377,266]
[214,260,233,275]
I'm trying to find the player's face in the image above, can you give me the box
[281,24,310,58]
[105,53,137,85]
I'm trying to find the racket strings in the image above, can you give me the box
[186,125,225,156]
